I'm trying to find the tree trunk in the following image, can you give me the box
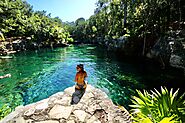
[142,31,146,56]
[178,0,181,28]
[124,2,127,27]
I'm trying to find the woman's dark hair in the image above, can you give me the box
[77,64,84,71]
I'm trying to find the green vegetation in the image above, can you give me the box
[0,32,5,41]
[0,0,73,50]
[1,0,184,55]
[0,93,23,120]
[0,0,185,121]
[69,0,185,55]
[130,87,185,123]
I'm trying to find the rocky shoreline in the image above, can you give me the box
[0,85,132,123]
[0,37,71,56]
[86,29,185,72]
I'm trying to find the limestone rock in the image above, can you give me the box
[146,35,185,71]
[35,101,48,111]
[54,96,71,106]
[24,108,35,117]
[50,92,64,99]
[64,87,74,96]
[0,85,132,123]
[12,116,26,123]
[35,120,59,123]
[66,120,75,123]
[49,105,73,119]
[86,115,101,123]
[73,110,88,122]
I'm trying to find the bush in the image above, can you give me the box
[130,87,185,123]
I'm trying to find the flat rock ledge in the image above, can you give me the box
[0,85,132,123]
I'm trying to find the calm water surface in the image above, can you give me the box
[0,45,184,111]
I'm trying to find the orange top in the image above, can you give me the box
[75,71,87,85]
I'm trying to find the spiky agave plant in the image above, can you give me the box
[130,87,185,123]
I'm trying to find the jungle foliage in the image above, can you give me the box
[130,87,185,123]
[0,0,73,46]
[69,0,185,55]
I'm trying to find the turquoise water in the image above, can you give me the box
[0,45,184,114]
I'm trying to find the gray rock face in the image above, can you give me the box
[103,36,128,51]
[0,85,132,123]
[146,34,185,71]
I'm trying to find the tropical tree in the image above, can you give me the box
[0,0,73,49]
[69,0,185,57]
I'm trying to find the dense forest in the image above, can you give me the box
[71,0,185,52]
[0,0,185,122]
[73,0,185,38]
[69,0,185,70]
[1,0,185,62]
[0,0,73,55]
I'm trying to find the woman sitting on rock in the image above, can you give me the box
[75,64,87,90]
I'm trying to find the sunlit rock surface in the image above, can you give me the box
[0,85,132,123]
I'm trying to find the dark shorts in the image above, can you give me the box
[76,83,87,90]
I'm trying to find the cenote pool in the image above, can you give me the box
[0,45,185,113]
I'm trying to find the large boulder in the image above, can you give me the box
[146,31,185,71]
[0,85,132,123]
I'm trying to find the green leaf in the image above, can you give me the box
[159,116,176,123]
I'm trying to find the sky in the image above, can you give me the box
[26,0,97,22]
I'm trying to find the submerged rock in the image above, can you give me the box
[0,85,132,123]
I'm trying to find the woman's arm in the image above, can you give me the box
[84,71,87,78]
[84,72,88,84]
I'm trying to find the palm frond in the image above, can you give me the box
[130,87,185,123]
